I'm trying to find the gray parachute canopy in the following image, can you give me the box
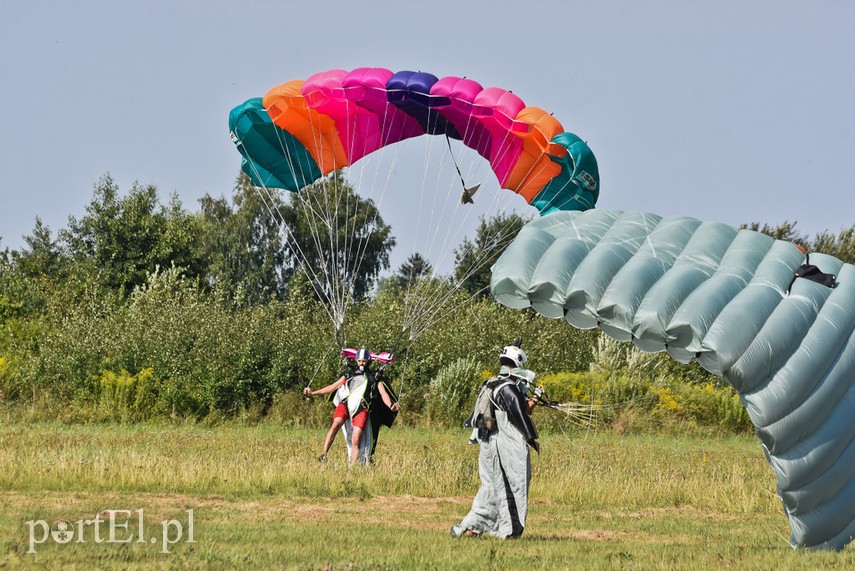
[492,209,855,551]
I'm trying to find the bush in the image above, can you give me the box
[0,355,18,400]
[659,380,751,432]
[424,356,482,427]
[0,263,756,434]
[95,367,158,422]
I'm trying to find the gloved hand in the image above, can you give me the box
[533,385,544,400]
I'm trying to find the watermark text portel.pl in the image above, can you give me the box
[27,509,195,554]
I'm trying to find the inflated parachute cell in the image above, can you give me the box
[492,209,855,550]
[228,68,599,215]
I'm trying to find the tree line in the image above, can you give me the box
[0,173,852,430]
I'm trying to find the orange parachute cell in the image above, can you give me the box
[503,107,565,201]
[262,80,348,175]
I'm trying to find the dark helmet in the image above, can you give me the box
[356,347,372,362]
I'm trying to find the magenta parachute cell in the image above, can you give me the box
[492,209,855,550]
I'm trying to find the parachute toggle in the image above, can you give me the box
[340,347,394,365]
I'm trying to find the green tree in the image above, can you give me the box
[391,252,433,290]
[11,217,67,280]
[453,212,527,296]
[740,220,809,249]
[0,219,69,322]
[812,225,855,264]
[742,220,855,264]
[199,174,287,304]
[61,175,206,294]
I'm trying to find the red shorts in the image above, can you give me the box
[333,402,369,429]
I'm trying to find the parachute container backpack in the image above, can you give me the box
[492,209,855,551]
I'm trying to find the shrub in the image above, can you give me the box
[0,355,17,400]
[95,367,158,422]
[666,381,751,432]
[424,356,481,427]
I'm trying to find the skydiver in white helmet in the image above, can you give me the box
[451,340,541,539]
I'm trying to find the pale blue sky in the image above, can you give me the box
[2,1,852,271]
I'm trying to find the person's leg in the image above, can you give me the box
[348,408,370,464]
[349,426,363,464]
[322,416,345,456]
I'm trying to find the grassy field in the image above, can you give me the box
[1,421,853,569]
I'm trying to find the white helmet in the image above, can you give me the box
[499,345,527,368]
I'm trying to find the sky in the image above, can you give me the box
[1,1,853,274]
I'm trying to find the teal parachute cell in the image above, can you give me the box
[532,132,600,214]
[492,209,855,550]
[228,98,321,192]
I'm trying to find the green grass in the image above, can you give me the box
[1,422,853,569]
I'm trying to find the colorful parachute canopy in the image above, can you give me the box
[228,68,599,215]
[492,209,855,550]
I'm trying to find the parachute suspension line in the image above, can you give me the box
[328,126,406,331]
[269,135,354,327]
[334,108,408,318]
[296,102,354,329]
[402,120,488,311]
[397,131,439,333]
[400,128,464,336]
[241,177,342,332]
[284,103,404,342]
[398,166,525,345]
[305,341,338,389]
[239,122,360,340]
[324,176,353,333]
[270,121,313,196]
[236,163,341,332]
[445,133,475,197]
[334,179,356,324]
[393,120,531,346]
[422,140,466,274]
[302,175,361,331]
[245,98,539,352]
[270,174,343,328]
[279,104,409,342]
[400,214,524,345]
[326,100,406,327]
[281,121,346,325]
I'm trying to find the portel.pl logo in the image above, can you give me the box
[26,509,195,554]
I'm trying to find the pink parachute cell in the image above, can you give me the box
[341,67,425,150]
[429,76,492,161]
[302,69,383,164]
[470,87,527,185]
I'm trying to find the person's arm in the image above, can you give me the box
[525,385,543,414]
[377,382,400,411]
[304,375,346,397]
[526,398,537,414]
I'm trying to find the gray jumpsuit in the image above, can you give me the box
[453,377,539,538]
